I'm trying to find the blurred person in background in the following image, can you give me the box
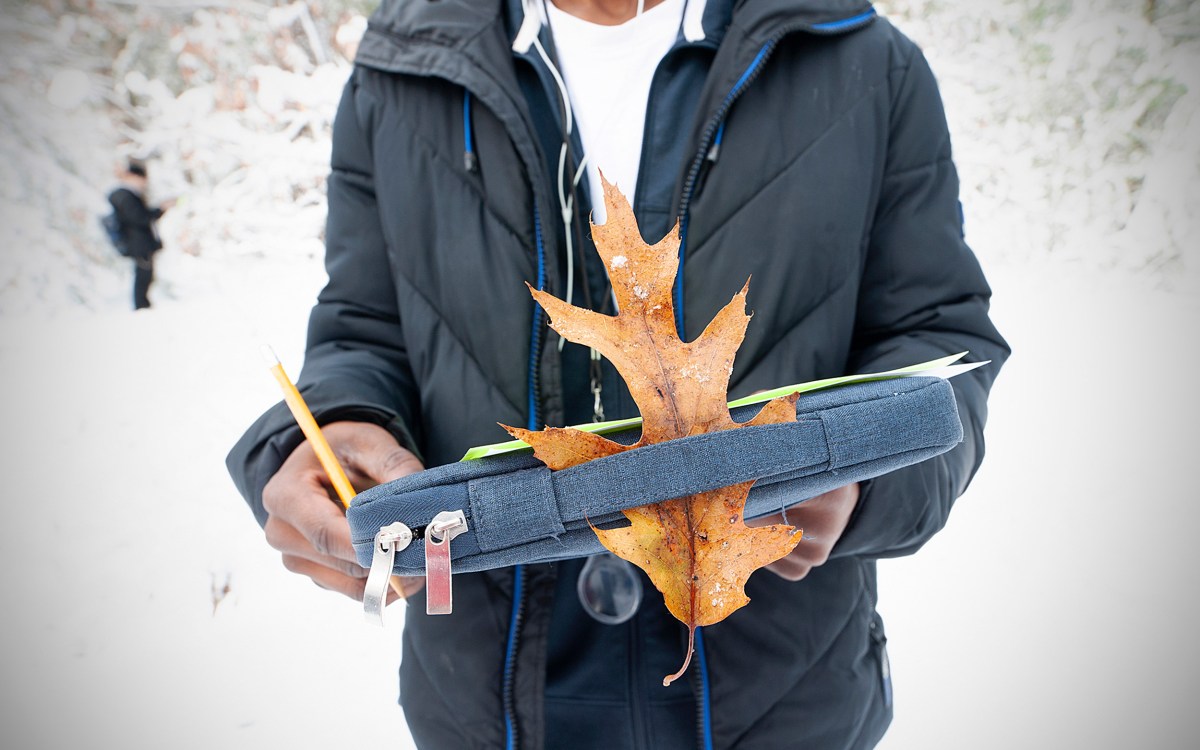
[108,160,173,310]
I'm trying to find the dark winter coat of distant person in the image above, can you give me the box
[108,161,171,310]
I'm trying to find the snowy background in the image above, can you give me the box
[0,0,1197,748]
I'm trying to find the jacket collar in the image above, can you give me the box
[506,0,723,52]
[360,0,875,65]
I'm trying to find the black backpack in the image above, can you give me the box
[100,210,131,257]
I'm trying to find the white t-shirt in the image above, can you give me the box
[545,0,684,224]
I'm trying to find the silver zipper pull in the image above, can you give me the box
[363,522,413,627]
[425,510,468,615]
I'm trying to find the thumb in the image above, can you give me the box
[367,443,424,484]
[324,421,425,489]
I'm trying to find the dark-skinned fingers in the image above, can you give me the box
[394,576,426,599]
[371,446,424,484]
[746,511,788,528]
[320,421,423,488]
[266,489,356,562]
[765,557,814,581]
[766,537,835,580]
[263,467,358,562]
[344,432,423,486]
[753,482,860,581]
[292,498,356,561]
[263,446,339,519]
[281,555,368,601]
[265,517,368,578]
[261,456,320,517]
[341,446,423,490]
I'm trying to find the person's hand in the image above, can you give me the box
[262,421,425,601]
[748,482,860,581]
[160,197,178,211]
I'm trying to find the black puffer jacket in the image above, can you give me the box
[107,187,163,261]
[228,0,1009,747]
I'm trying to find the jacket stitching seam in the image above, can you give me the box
[689,83,881,242]
[393,273,526,419]
[882,156,953,182]
[385,97,533,248]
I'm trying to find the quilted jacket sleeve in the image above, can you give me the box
[833,41,1010,559]
[226,72,422,526]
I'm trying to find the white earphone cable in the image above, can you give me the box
[534,31,595,349]
[534,5,621,347]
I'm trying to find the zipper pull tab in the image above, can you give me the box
[363,522,413,627]
[425,510,468,615]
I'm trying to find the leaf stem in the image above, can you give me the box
[664,627,696,687]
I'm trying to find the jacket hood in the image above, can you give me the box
[361,0,875,57]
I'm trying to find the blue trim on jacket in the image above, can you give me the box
[695,627,714,750]
[504,564,525,749]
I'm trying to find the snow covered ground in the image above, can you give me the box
[0,254,416,748]
[1,0,1198,748]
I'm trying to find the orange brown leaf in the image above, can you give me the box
[501,425,627,471]
[503,176,804,685]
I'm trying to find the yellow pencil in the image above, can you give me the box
[264,347,408,600]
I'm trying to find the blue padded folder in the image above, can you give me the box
[348,376,962,575]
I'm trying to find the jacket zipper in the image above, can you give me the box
[692,626,713,750]
[527,203,548,428]
[503,564,527,749]
[506,200,546,749]
[676,41,776,229]
[672,39,775,337]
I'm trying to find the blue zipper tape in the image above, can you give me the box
[506,200,547,750]
[463,91,474,156]
[695,626,714,750]
[811,8,877,32]
[503,564,523,749]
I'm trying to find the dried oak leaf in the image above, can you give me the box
[504,176,803,686]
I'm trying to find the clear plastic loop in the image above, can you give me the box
[577,553,642,625]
